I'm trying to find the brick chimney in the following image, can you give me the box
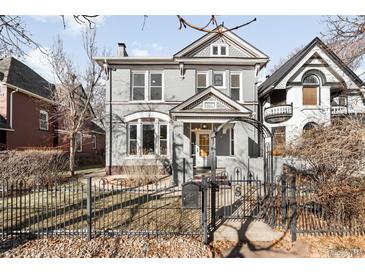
[117,43,128,57]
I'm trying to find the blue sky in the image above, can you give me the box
[21,15,328,81]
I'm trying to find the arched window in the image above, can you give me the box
[303,122,318,133]
[303,74,320,85]
[125,112,170,157]
[302,73,321,106]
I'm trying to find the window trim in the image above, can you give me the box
[127,118,169,157]
[212,71,226,88]
[210,44,229,56]
[196,71,209,93]
[230,72,242,102]
[302,73,321,107]
[39,110,49,131]
[131,71,164,102]
[75,132,82,153]
[131,71,147,101]
[92,135,97,150]
[149,71,164,102]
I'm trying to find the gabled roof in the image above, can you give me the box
[174,26,269,60]
[258,37,364,96]
[170,86,252,116]
[0,56,55,99]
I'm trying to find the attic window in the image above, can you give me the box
[211,44,228,56]
[203,101,217,109]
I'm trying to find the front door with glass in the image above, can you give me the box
[196,131,212,167]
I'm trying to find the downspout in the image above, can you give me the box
[108,67,113,175]
[9,88,19,129]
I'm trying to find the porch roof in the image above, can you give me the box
[170,86,252,121]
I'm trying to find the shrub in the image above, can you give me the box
[0,149,68,187]
[285,116,365,221]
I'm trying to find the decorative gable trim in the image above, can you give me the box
[170,86,252,116]
[174,26,268,60]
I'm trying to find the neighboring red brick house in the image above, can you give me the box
[0,56,105,165]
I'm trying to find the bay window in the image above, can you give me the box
[127,118,168,156]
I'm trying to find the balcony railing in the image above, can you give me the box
[264,103,293,123]
[331,105,348,116]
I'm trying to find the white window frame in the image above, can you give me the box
[75,132,82,152]
[230,72,242,102]
[131,71,164,102]
[197,71,209,93]
[149,71,164,102]
[203,101,217,110]
[92,135,97,150]
[39,110,49,131]
[210,44,229,56]
[302,74,321,107]
[127,118,169,157]
[131,71,147,101]
[128,122,138,155]
[212,71,226,88]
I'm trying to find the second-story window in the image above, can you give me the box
[150,73,162,100]
[197,72,208,92]
[132,72,146,101]
[302,74,320,106]
[230,73,241,101]
[213,72,225,88]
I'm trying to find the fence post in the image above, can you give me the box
[289,175,297,242]
[281,175,287,227]
[201,176,209,245]
[86,177,92,241]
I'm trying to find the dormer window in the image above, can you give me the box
[211,44,228,56]
[302,73,321,106]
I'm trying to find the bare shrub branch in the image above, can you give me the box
[285,116,365,220]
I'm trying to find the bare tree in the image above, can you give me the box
[0,15,100,57]
[48,28,104,176]
[322,16,365,71]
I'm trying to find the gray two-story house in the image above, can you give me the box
[94,26,269,183]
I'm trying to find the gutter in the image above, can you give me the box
[4,83,56,105]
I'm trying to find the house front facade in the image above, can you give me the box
[259,38,365,156]
[95,27,270,183]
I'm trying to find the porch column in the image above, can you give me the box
[172,121,193,184]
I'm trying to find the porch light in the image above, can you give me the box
[202,123,207,129]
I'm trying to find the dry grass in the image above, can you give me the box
[299,235,365,258]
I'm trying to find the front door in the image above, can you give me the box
[196,131,211,167]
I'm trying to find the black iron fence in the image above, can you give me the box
[0,178,202,240]
[1,174,364,244]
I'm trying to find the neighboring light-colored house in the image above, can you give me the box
[0,56,105,165]
[259,37,365,156]
[94,26,270,182]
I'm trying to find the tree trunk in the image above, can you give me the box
[69,133,76,176]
